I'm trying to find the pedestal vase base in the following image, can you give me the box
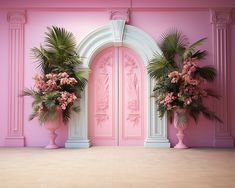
[174,143,188,149]
[45,144,59,149]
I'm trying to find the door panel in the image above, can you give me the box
[119,47,145,145]
[88,47,118,146]
[89,47,145,146]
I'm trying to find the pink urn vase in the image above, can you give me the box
[44,110,62,149]
[174,109,188,149]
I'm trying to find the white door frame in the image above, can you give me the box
[65,20,170,148]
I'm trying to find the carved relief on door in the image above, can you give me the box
[119,48,145,146]
[89,47,146,146]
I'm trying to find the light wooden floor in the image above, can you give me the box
[0,147,235,188]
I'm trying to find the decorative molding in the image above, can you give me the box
[109,9,129,23]
[210,9,234,147]
[66,20,170,148]
[7,11,26,24]
[5,10,26,147]
[0,0,234,10]
[210,9,232,27]
[111,20,126,46]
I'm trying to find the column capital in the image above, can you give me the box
[7,10,26,24]
[210,9,232,26]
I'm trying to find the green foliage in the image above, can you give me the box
[196,66,217,82]
[148,29,222,124]
[23,26,88,124]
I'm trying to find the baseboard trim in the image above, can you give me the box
[213,137,234,148]
[5,137,25,147]
[144,138,170,148]
[65,139,91,148]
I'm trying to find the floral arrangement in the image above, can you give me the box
[148,30,222,123]
[22,26,88,124]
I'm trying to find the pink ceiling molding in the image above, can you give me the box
[0,0,234,10]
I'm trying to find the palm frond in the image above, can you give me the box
[201,106,223,123]
[72,106,80,112]
[191,50,207,60]
[183,37,207,60]
[29,112,38,121]
[205,89,220,99]
[159,29,188,63]
[31,46,51,74]
[147,52,176,79]
[75,70,89,91]
[45,26,77,63]
[62,107,70,123]
[21,88,37,97]
[196,66,217,82]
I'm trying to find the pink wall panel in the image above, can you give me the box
[0,10,9,146]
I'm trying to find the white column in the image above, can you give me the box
[5,11,26,146]
[65,85,91,148]
[144,79,170,148]
[210,9,234,147]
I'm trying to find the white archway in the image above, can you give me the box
[65,20,170,148]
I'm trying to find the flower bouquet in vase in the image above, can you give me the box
[22,26,88,149]
[148,30,222,148]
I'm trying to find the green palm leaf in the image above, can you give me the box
[191,50,207,60]
[196,66,217,82]
[75,69,89,91]
[159,29,188,64]
[183,37,207,60]
[148,55,168,79]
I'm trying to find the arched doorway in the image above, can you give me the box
[88,46,146,146]
[65,20,170,148]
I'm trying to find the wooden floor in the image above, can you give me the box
[0,147,235,188]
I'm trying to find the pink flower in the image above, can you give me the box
[61,104,66,110]
[164,92,175,104]
[58,91,77,111]
[46,73,57,80]
[61,72,69,78]
[60,78,68,85]
[168,71,180,78]
[168,71,181,83]
[33,73,43,80]
[72,94,77,100]
[190,66,196,73]
[185,98,192,105]
[69,78,77,84]
[189,79,198,85]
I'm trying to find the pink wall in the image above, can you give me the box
[0,0,234,147]
[0,10,9,147]
[230,10,235,146]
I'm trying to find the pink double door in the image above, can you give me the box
[88,46,146,146]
